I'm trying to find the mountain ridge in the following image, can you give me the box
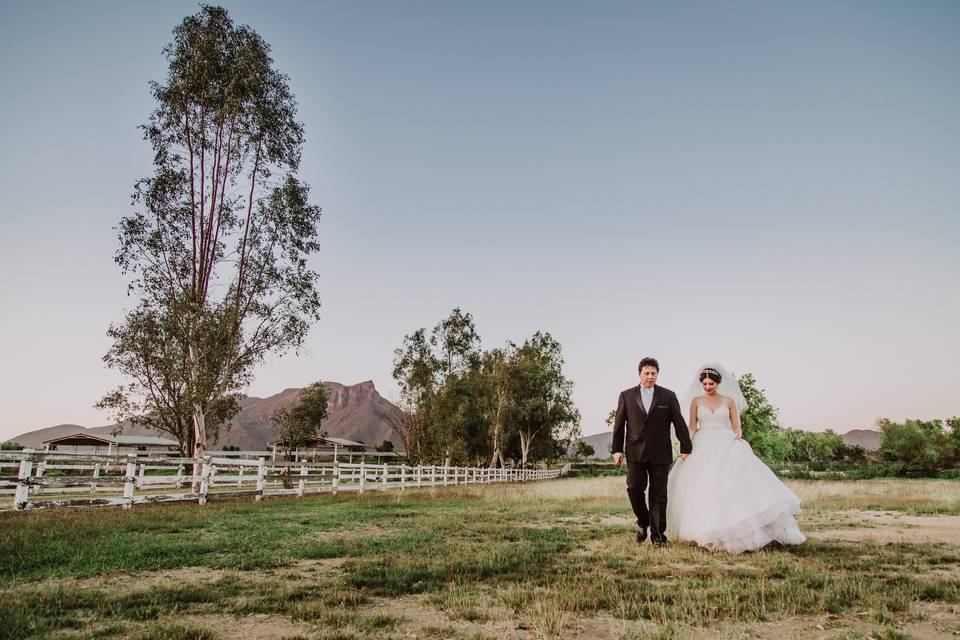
[6,381,403,451]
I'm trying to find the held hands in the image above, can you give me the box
[613,452,623,466]
[679,453,689,461]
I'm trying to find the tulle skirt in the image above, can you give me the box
[666,427,806,554]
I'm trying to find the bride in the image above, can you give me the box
[666,363,805,553]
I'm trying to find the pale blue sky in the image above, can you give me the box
[1,1,958,442]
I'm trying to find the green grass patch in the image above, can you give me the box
[2,478,959,639]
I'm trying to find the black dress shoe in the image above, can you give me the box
[652,538,667,548]
[636,527,648,543]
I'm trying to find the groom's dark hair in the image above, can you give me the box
[638,357,659,373]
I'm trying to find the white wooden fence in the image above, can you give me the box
[0,451,571,511]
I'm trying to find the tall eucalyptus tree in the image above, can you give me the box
[102,6,322,460]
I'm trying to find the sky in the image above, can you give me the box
[1,0,958,443]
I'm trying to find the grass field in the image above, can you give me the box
[2,477,959,640]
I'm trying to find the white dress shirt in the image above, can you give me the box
[640,386,654,413]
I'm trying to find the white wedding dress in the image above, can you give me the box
[666,401,806,553]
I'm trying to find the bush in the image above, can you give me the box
[879,418,958,476]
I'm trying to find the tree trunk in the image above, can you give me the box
[519,432,530,469]
[191,404,206,492]
[489,390,506,468]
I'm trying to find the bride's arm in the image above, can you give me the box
[729,398,742,439]
[688,399,698,437]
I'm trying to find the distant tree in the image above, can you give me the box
[508,332,581,468]
[270,382,329,485]
[948,417,960,460]
[832,442,866,463]
[879,418,956,476]
[575,441,595,460]
[737,373,791,462]
[392,308,482,465]
[1,441,24,450]
[783,429,843,463]
[393,311,581,467]
[375,439,394,453]
[104,5,322,467]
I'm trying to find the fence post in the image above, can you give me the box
[416,465,423,488]
[137,463,145,489]
[400,465,406,491]
[198,458,211,505]
[123,460,136,509]
[176,463,185,488]
[332,461,340,495]
[431,465,437,487]
[13,457,33,510]
[359,461,366,494]
[297,462,307,497]
[33,460,46,496]
[382,463,388,489]
[237,464,244,488]
[255,457,266,501]
[91,462,100,495]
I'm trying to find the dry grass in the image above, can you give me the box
[791,478,960,514]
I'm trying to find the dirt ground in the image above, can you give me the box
[813,511,960,545]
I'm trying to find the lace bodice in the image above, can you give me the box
[697,400,733,431]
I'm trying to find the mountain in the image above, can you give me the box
[569,432,612,459]
[6,381,404,451]
[4,424,93,449]
[841,429,881,451]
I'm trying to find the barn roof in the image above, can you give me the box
[41,433,179,447]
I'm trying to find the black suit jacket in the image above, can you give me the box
[612,385,692,464]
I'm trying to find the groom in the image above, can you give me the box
[612,357,692,547]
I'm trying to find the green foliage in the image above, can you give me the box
[1,441,24,450]
[833,442,867,463]
[505,332,581,466]
[736,375,855,466]
[948,417,960,459]
[879,418,958,475]
[575,441,596,459]
[737,373,791,462]
[783,429,844,464]
[97,300,241,456]
[270,381,329,456]
[392,308,484,464]
[375,440,394,452]
[392,309,580,466]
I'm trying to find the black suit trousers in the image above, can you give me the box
[626,461,670,541]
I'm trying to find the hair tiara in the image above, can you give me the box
[700,367,720,377]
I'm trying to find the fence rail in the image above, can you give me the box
[0,451,571,512]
